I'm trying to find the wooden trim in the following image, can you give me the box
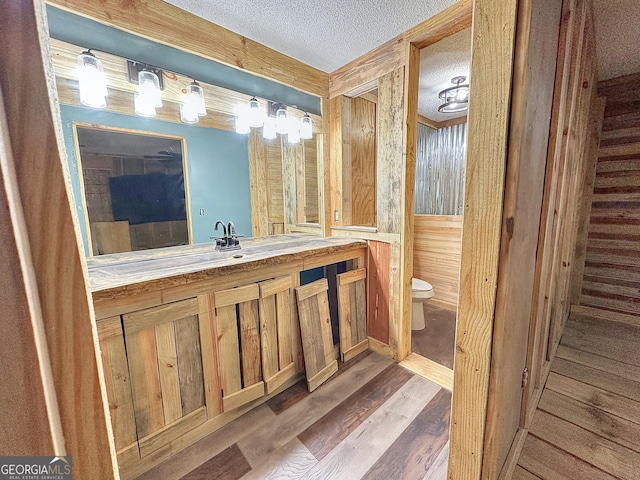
[329,35,405,99]
[438,116,468,128]
[0,0,117,476]
[337,267,366,285]
[221,381,265,412]
[307,360,338,392]
[296,277,329,302]
[138,406,207,457]
[417,114,467,130]
[399,353,453,391]
[214,283,260,308]
[569,95,606,303]
[448,0,519,478]
[405,0,473,49]
[497,428,529,480]
[342,339,369,362]
[367,336,393,358]
[123,297,199,334]
[264,362,296,395]
[47,0,329,97]
[417,114,438,129]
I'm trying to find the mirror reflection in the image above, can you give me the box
[76,126,189,255]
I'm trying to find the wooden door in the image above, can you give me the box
[122,298,207,458]
[259,276,298,394]
[213,284,265,411]
[96,317,139,470]
[337,268,369,362]
[295,278,338,392]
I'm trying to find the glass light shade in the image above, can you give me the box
[300,114,313,140]
[262,116,277,140]
[186,82,206,116]
[134,93,156,117]
[235,115,251,134]
[275,106,288,134]
[247,97,264,128]
[76,52,108,108]
[138,70,163,108]
[287,118,301,144]
[180,102,199,124]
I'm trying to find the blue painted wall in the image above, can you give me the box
[60,105,252,254]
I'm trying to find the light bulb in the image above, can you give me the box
[275,106,288,134]
[180,82,206,124]
[138,70,162,108]
[263,116,277,140]
[248,97,264,128]
[235,116,250,134]
[76,52,108,108]
[300,114,312,140]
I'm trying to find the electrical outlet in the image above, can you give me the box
[334,209,339,222]
[199,208,205,216]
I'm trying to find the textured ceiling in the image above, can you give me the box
[418,28,471,121]
[593,0,640,81]
[165,0,457,73]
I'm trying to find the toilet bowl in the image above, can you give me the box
[412,278,435,330]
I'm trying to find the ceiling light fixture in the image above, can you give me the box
[438,76,469,114]
[75,51,108,108]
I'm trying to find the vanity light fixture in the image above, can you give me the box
[438,76,470,114]
[180,81,207,124]
[234,99,309,144]
[76,50,108,108]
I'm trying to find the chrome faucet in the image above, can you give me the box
[211,220,242,251]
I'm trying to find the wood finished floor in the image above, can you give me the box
[515,305,640,480]
[138,351,451,480]
[411,304,456,370]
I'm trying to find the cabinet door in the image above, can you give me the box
[97,317,139,471]
[259,276,298,394]
[122,298,207,458]
[337,268,369,362]
[213,284,265,411]
[296,278,339,392]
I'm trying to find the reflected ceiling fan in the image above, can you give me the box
[143,149,183,161]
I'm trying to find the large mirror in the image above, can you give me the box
[47,6,324,256]
[75,125,190,255]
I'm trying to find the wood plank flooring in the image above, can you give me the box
[138,352,451,480]
[515,307,640,479]
[411,303,456,369]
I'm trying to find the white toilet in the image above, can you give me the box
[411,278,435,330]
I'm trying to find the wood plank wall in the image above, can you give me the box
[577,72,640,316]
[494,0,599,476]
[481,0,563,475]
[412,215,462,310]
[0,0,117,477]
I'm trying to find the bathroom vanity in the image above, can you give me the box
[88,234,367,479]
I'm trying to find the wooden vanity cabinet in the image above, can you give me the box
[95,276,302,476]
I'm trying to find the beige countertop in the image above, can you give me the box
[86,234,366,293]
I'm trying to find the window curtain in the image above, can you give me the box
[414,122,467,215]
